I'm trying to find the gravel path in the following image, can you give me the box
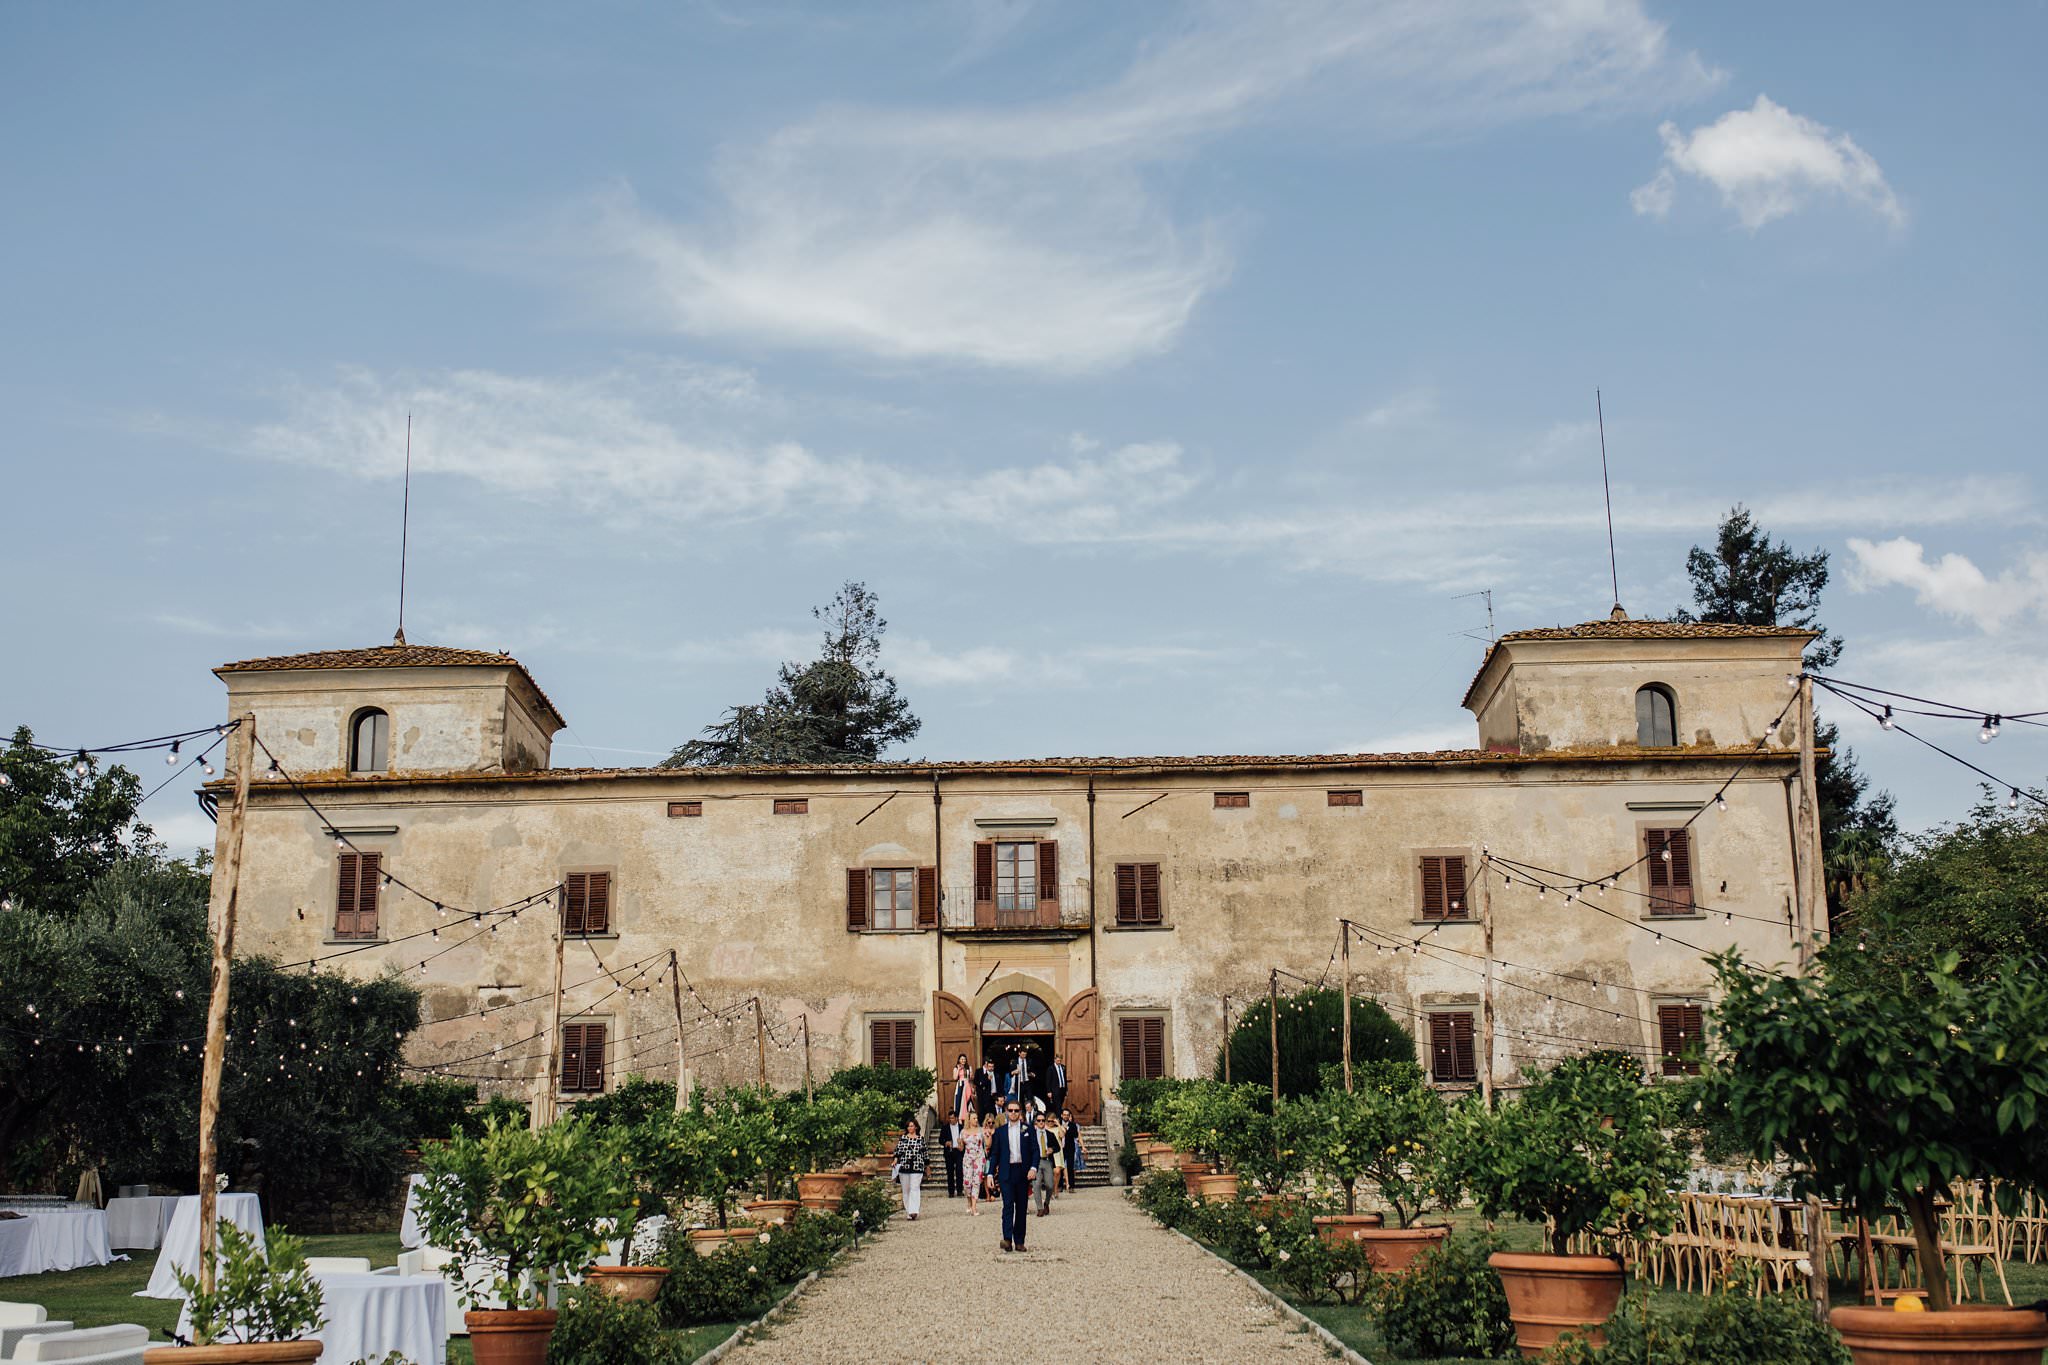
[721,1185,1332,1363]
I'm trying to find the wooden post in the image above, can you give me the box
[800,1013,813,1101]
[1340,921,1353,1093]
[1795,674,1833,1320]
[195,713,255,1295]
[1479,861,1496,1108]
[1268,969,1280,1108]
[753,997,768,1089]
[667,951,689,1113]
[535,886,568,1129]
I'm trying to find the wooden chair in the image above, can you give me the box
[1723,1197,1807,1296]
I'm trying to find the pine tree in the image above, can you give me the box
[664,583,922,766]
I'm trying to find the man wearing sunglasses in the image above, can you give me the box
[989,1100,1040,1252]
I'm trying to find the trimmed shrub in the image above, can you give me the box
[549,1284,690,1364]
[1132,1170,1196,1229]
[836,1176,896,1234]
[1541,1284,1850,1364]
[1371,1229,1516,1360]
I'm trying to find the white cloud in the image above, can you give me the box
[1846,537,2048,632]
[887,637,1228,690]
[1342,723,1478,755]
[590,2,1718,371]
[1633,95,1903,230]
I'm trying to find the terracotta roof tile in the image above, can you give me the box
[215,643,565,728]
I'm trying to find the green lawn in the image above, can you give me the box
[0,1232,747,1365]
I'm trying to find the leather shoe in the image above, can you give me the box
[1001,1240,1013,1252]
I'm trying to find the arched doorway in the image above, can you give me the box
[982,991,1055,1107]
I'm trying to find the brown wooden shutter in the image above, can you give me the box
[356,852,380,937]
[1451,1013,1476,1081]
[870,1019,914,1069]
[1214,791,1249,809]
[1428,1014,1454,1079]
[335,854,359,938]
[563,1023,604,1093]
[915,866,939,929]
[583,872,610,935]
[1036,840,1059,925]
[1647,829,1697,914]
[973,841,995,926]
[773,797,808,815]
[1115,864,1139,925]
[1120,1018,1142,1080]
[846,869,868,931]
[1420,857,1446,920]
[561,1024,583,1091]
[1327,789,1363,807]
[1141,1016,1164,1078]
[1137,862,1162,924]
[667,801,702,818]
[1444,856,1468,918]
[1660,1003,1704,1076]
[869,1019,889,1066]
[562,873,587,935]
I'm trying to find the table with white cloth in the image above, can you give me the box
[138,1193,264,1299]
[0,1208,114,1275]
[105,1195,178,1250]
[175,1272,446,1365]
[400,1174,428,1248]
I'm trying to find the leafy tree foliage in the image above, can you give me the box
[1215,988,1411,1099]
[664,582,921,766]
[1673,506,1897,888]
[0,727,157,915]
[1834,793,2048,983]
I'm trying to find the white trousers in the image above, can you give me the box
[901,1172,923,1216]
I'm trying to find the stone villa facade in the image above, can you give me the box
[210,616,1820,1124]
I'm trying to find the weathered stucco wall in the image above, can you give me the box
[221,665,556,777]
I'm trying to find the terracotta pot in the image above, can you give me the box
[1311,1213,1386,1247]
[144,1345,323,1364]
[743,1198,802,1225]
[1178,1160,1213,1199]
[1488,1251,1626,1358]
[584,1264,669,1303]
[798,1172,851,1210]
[1243,1195,1301,1219]
[1139,1141,1177,1171]
[687,1226,763,1257]
[1830,1304,2048,1364]
[1355,1224,1452,1275]
[466,1309,558,1365]
[1194,1172,1241,1202]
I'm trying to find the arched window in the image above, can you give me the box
[1635,685,1677,747]
[980,992,1054,1035]
[349,708,390,774]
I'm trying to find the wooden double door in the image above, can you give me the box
[933,987,1099,1124]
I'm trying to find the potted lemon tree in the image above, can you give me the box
[414,1114,633,1365]
[1706,948,2048,1364]
[1309,1061,1457,1272]
[1448,1051,1682,1357]
[146,1222,325,1363]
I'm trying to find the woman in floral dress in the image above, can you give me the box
[961,1112,992,1216]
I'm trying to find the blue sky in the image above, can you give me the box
[4,1,2043,853]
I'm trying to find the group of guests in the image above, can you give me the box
[956,1047,1069,1119]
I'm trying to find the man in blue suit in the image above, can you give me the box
[989,1099,1040,1252]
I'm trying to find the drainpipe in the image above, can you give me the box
[933,769,945,995]
[1086,778,1098,987]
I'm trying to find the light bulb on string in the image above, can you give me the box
[165,741,181,766]
[201,759,215,776]
[72,752,90,777]
[0,771,9,788]
[1879,706,1895,731]
[1980,716,1999,743]
[1714,794,1727,812]
[1785,673,1800,690]
[2011,789,2022,810]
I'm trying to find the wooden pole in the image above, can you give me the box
[1221,995,1231,1085]
[753,997,768,1089]
[1795,674,1833,1320]
[535,886,568,1129]
[1479,861,1496,1108]
[667,951,688,1113]
[1268,969,1280,1107]
[195,713,254,1296]
[1340,921,1353,1093]
[800,1013,813,1101]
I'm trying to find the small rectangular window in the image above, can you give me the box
[333,851,382,940]
[1418,855,1470,920]
[1114,862,1164,925]
[869,868,916,931]
[1214,791,1250,809]
[1645,828,1696,915]
[1118,1016,1167,1080]
[1327,790,1363,807]
[1428,1012,1477,1083]
[561,1022,606,1093]
[1659,1003,1705,1076]
[562,872,612,936]
[773,798,809,815]
[667,801,702,818]
[869,1018,916,1069]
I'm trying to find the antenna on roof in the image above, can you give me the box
[395,414,412,646]
[1596,390,1623,618]
[1452,589,1495,645]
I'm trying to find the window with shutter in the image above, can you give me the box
[973,841,996,925]
[915,866,939,929]
[563,872,613,935]
[1118,1016,1166,1080]
[1327,790,1363,807]
[333,851,381,939]
[1659,1003,1705,1076]
[667,801,702,818]
[773,798,808,815]
[1036,840,1060,925]
[1418,855,1470,920]
[1428,1013,1477,1083]
[868,868,915,930]
[845,868,867,931]
[1214,791,1250,809]
[991,841,1039,925]
[1645,828,1697,914]
[869,1019,916,1069]
[1114,862,1164,925]
[561,1022,606,1093]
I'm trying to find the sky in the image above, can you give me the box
[3,1,2043,856]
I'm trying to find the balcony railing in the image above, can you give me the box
[937,886,1092,933]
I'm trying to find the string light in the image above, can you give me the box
[1879,705,1895,731]
[72,752,90,777]
[1980,715,1999,743]
[165,741,181,766]
[2012,790,2022,811]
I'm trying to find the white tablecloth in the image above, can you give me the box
[138,1194,264,1299]
[175,1273,446,1365]
[0,1209,113,1274]
[105,1196,178,1250]
[400,1174,427,1248]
